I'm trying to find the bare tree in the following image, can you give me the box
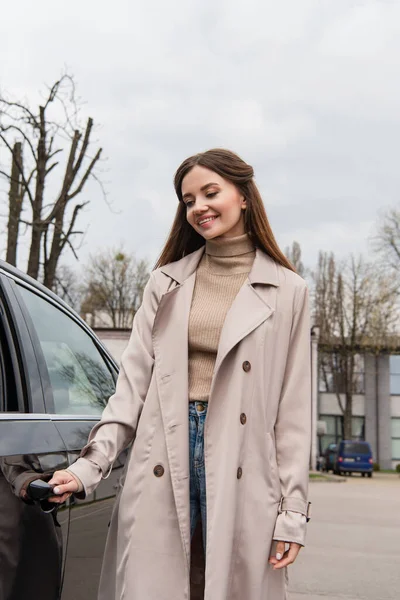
[0,73,103,289]
[81,248,150,328]
[52,264,84,312]
[5,142,24,265]
[370,206,400,283]
[284,240,306,278]
[313,251,399,440]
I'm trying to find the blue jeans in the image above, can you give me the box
[189,401,207,550]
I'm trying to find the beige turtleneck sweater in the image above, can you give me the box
[67,232,257,493]
[188,232,256,402]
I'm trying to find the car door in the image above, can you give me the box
[0,272,70,600]
[12,279,127,600]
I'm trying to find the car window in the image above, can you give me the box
[342,442,370,455]
[17,285,116,415]
[0,333,18,412]
[0,301,20,412]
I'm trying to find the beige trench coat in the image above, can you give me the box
[68,245,312,600]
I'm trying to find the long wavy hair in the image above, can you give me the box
[153,148,295,273]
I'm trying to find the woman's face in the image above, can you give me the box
[181,166,246,239]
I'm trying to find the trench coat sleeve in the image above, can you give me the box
[272,282,311,547]
[0,459,38,500]
[0,457,50,501]
[67,271,160,497]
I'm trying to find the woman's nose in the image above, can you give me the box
[193,202,209,214]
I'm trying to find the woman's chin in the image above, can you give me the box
[198,227,222,239]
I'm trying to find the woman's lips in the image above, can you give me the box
[198,216,218,228]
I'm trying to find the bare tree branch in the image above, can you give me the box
[0,72,106,289]
[0,132,35,208]
[0,97,38,126]
[68,148,102,200]
[0,124,38,162]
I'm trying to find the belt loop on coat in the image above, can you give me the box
[278,496,312,523]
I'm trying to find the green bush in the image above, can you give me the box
[373,462,381,472]
[396,464,400,474]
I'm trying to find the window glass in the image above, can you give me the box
[352,417,365,439]
[342,442,370,455]
[352,373,365,394]
[320,416,336,436]
[318,366,333,393]
[390,374,400,395]
[320,435,336,453]
[390,355,400,375]
[318,352,364,394]
[0,312,19,412]
[353,354,365,372]
[18,285,116,415]
[391,439,400,460]
[392,418,400,438]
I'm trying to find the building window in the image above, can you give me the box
[319,352,365,394]
[390,356,400,395]
[319,414,365,454]
[392,418,400,460]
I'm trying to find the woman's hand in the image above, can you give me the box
[48,470,81,504]
[269,541,302,570]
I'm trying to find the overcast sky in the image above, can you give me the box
[1,0,400,273]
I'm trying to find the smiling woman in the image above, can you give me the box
[50,148,312,600]
[182,168,247,239]
[156,148,298,268]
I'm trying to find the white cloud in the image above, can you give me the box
[1,0,400,273]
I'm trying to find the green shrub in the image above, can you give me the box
[373,462,381,472]
[396,464,400,474]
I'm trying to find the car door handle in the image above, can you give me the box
[27,479,61,515]
[28,479,55,501]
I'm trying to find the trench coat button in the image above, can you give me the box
[237,467,243,479]
[153,465,164,477]
[240,413,247,425]
[242,361,251,372]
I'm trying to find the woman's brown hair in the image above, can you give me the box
[153,148,295,273]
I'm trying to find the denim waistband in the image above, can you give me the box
[189,401,208,416]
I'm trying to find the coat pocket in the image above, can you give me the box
[266,431,282,501]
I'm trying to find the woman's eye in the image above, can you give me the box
[185,200,194,207]
[206,192,217,198]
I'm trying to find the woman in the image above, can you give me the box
[49,148,312,600]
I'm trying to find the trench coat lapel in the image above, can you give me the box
[159,245,280,379]
[155,245,280,561]
[214,280,273,375]
[214,249,279,374]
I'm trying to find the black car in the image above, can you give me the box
[0,259,127,600]
[322,442,337,472]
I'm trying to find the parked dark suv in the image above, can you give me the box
[333,440,373,477]
[0,259,127,599]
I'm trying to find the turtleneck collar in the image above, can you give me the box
[205,232,255,257]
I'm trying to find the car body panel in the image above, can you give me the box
[0,259,124,600]
[0,414,70,599]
